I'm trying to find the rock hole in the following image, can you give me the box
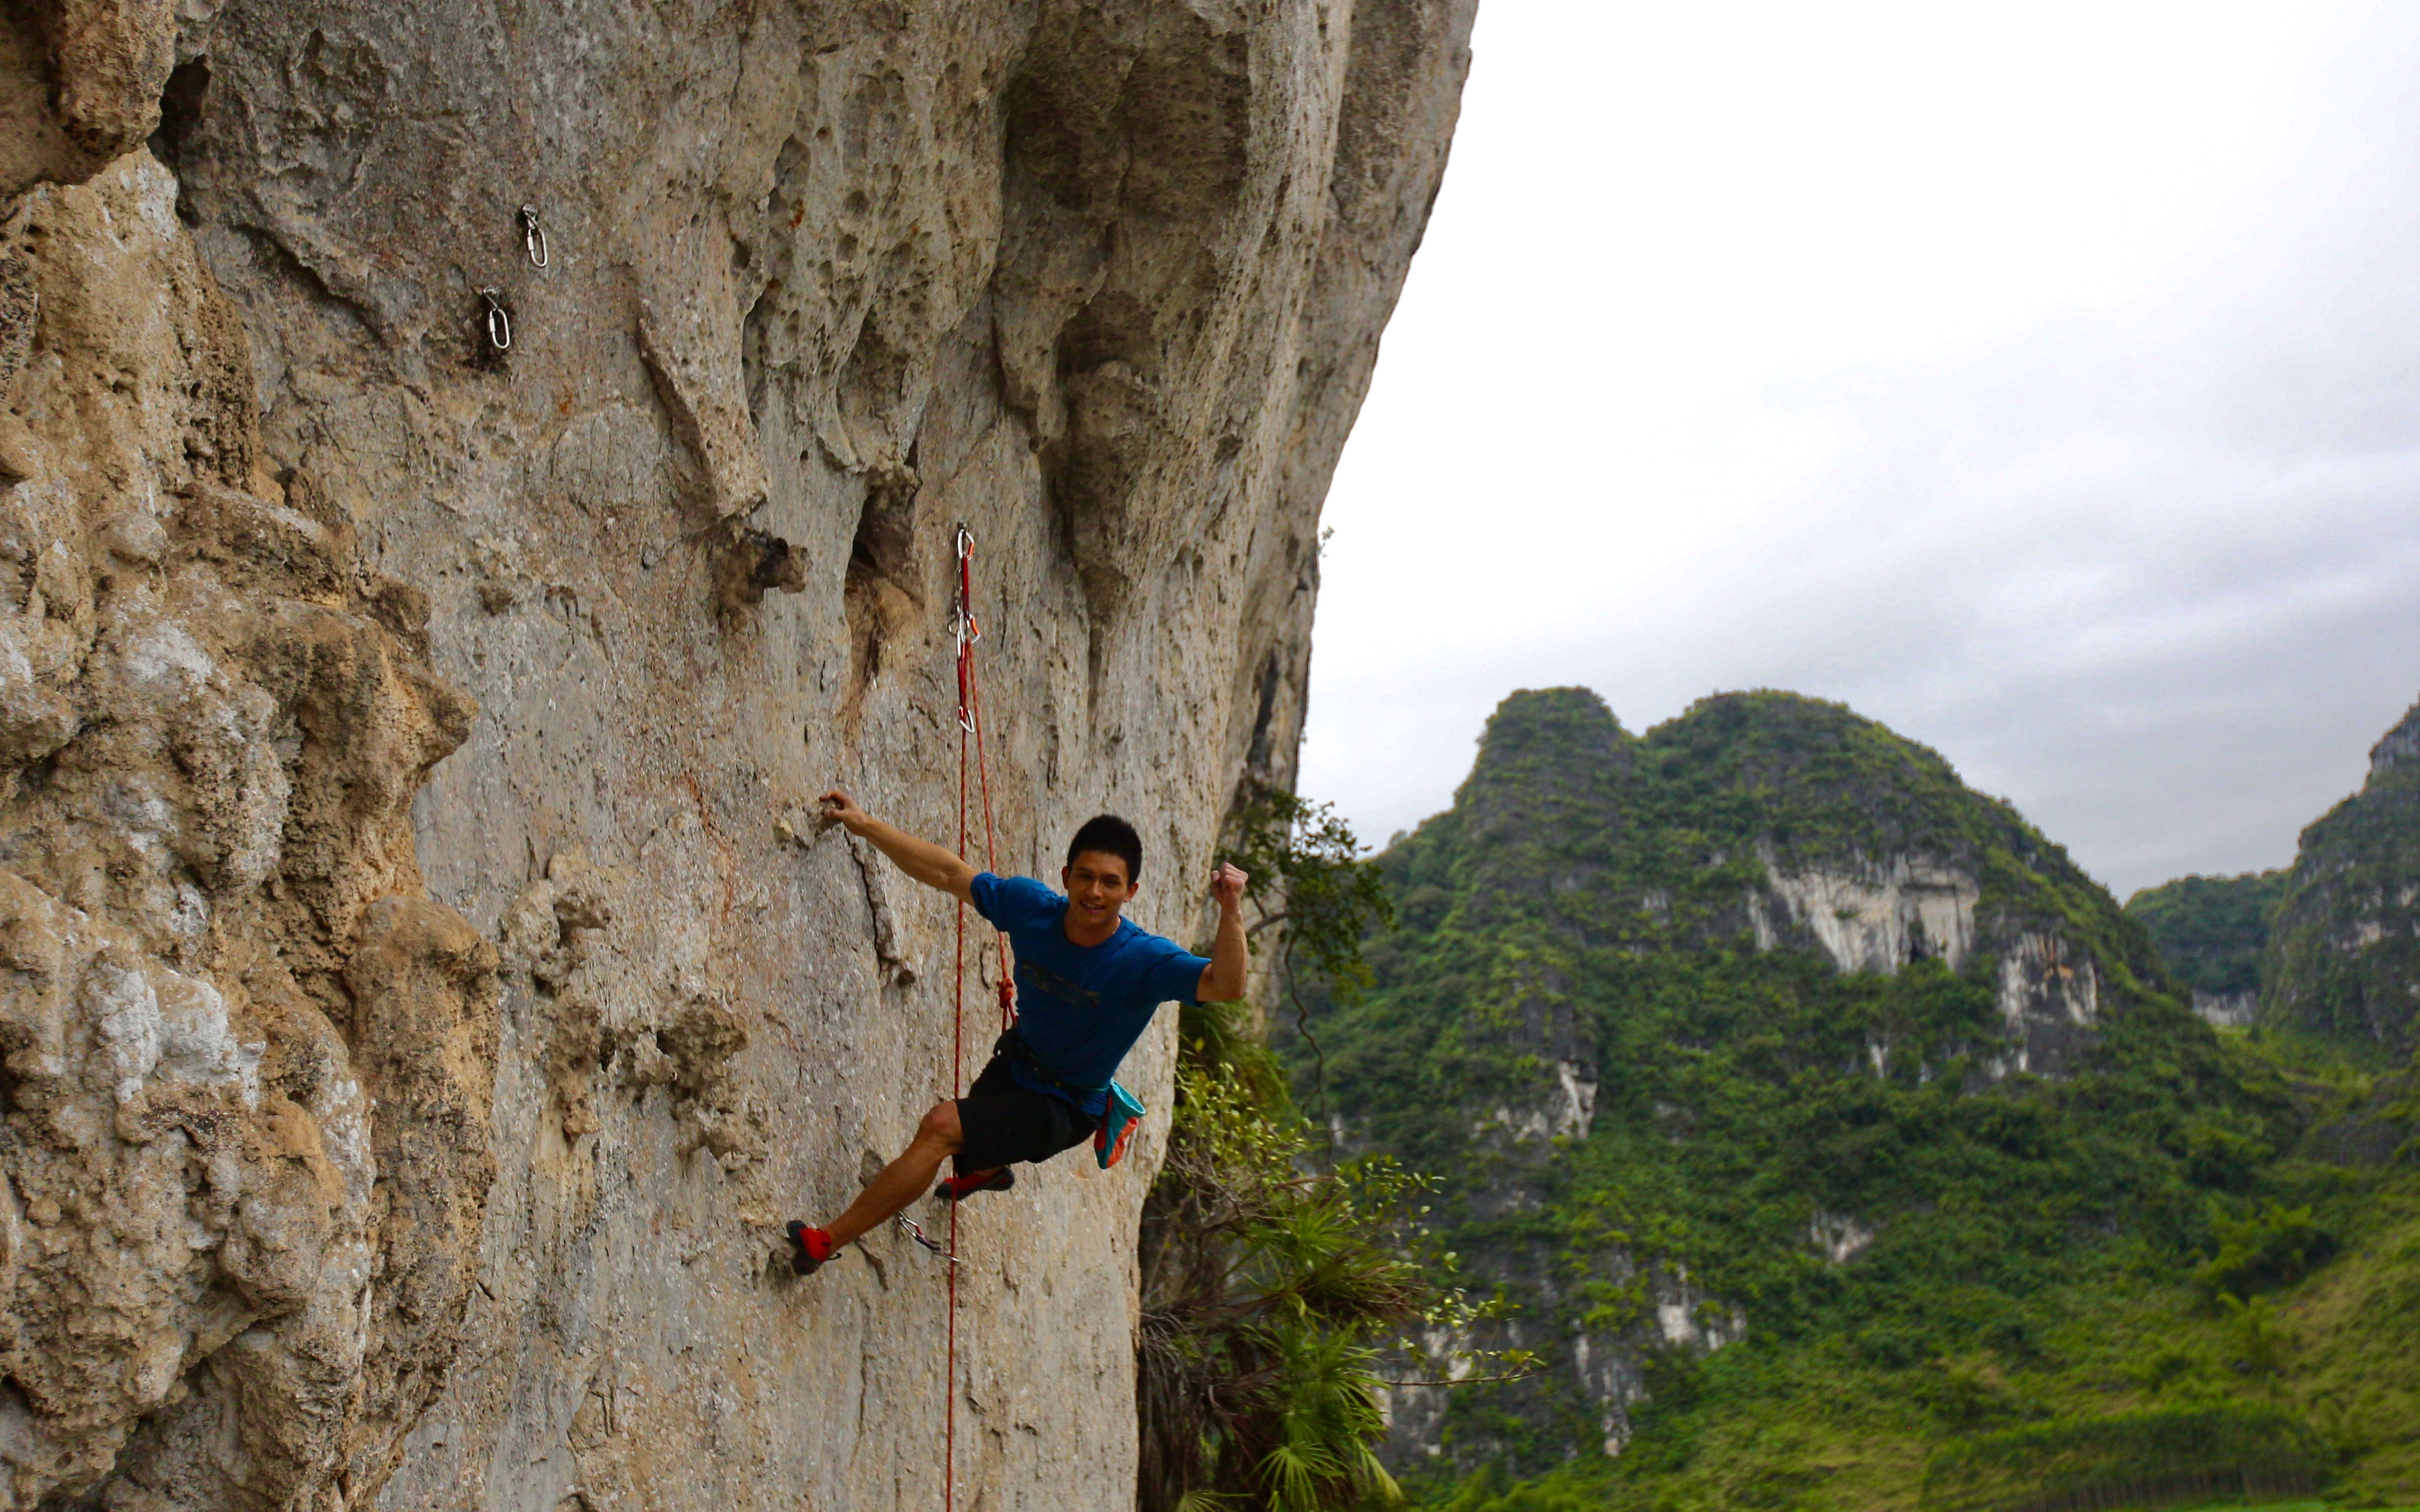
[1054,291,1155,385]
[741,285,771,428]
[747,531,807,594]
[715,526,806,616]
[15,749,60,796]
[35,1474,106,1511]
[1244,648,1284,775]
[838,472,920,736]
[150,58,211,196]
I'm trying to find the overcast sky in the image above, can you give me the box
[1300,1,2420,898]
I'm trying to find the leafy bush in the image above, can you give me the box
[2216,1294,2290,1378]
[2191,1204,2337,1304]
[1218,785,1396,1139]
[1139,1004,1422,1511]
[1920,1406,2333,1512]
[1138,788,1432,1512]
[1427,1464,1611,1512]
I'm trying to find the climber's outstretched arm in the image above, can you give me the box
[1198,862,1250,1002]
[819,789,978,902]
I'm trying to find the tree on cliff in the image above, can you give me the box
[1138,787,1438,1512]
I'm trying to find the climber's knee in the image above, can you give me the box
[916,1099,965,1153]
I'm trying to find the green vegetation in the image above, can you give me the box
[2263,705,2420,1055]
[1217,786,1396,1133]
[1137,786,1426,1512]
[1284,688,2420,1511]
[1136,1000,1417,1512]
[1917,1407,2331,1511]
[2125,873,2286,1001]
[2190,1204,2335,1305]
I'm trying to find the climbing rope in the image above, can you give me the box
[945,524,1015,1512]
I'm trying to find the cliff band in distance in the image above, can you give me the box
[0,3,1478,1508]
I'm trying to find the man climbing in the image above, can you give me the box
[785,790,1248,1276]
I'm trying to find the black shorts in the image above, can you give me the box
[954,1053,1099,1172]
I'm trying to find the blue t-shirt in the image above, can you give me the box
[970,873,1212,1116]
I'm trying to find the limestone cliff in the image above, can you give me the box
[0,3,1475,1508]
[1302,689,2216,1475]
[2262,696,2420,1055]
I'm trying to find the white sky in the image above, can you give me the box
[1301,0,2420,897]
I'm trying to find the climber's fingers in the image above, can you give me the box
[819,788,864,826]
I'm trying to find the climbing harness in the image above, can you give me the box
[478,288,511,350]
[943,523,1015,1512]
[992,1026,1092,1099]
[521,204,549,268]
[992,1025,1145,1171]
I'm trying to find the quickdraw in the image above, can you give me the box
[521,204,549,268]
[895,1213,959,1264]
[478,288,511,350]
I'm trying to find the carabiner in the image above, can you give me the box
[951,526,982,645]
[895,1213,959,1263]
[951,522,981,732]
[479,288,511,350]
[521,204,549,268]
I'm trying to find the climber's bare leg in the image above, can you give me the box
[824,1099,964,1247]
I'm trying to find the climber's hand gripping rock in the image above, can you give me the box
[818,787,978,902]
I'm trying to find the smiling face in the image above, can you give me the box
[1061,850,1140,940]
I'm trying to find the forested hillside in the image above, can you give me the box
[2125,872,2285,1025]
[1296,689,2419,1509]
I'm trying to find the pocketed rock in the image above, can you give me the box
[2,1,1474,1507]
[0,129,502,1512]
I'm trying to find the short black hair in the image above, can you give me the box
[1066,814,1143,882]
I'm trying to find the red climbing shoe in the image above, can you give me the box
[785,1221,837,1276]
[933,1167,1015,1203]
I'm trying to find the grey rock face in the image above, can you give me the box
[2369,700,2420,780]
[0,2,1475,1508]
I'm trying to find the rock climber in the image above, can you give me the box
[784,790,1248,1276]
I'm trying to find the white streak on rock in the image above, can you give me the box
[1759,850,1978,975]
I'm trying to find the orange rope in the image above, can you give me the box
[946,526,1014,1510]
[947,670,965,1512]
